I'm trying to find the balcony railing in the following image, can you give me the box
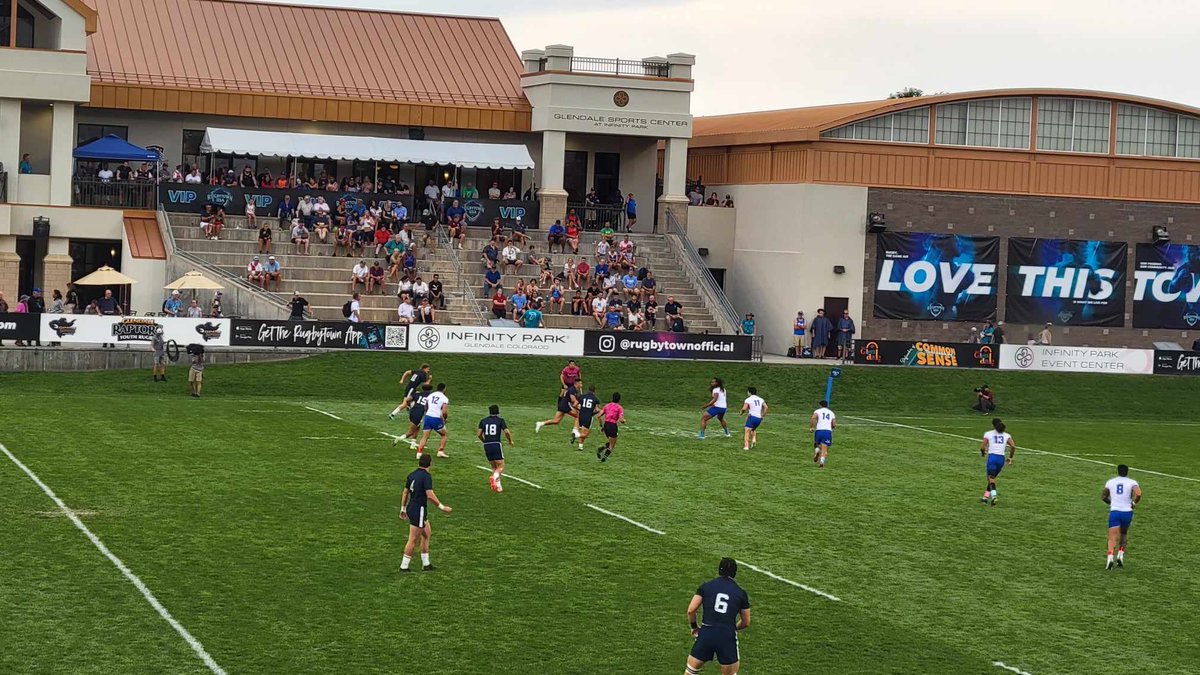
[73,178,157,210]
[566,202,628,232]
[538,57,671,78]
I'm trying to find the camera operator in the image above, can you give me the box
[972,384,995,414]
[187,343,205,398]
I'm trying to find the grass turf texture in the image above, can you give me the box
[2,354,1198,674]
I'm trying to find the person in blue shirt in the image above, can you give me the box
[392,202,408,226]
[792,311,806,356]
[547,220,566,253]
[276,195,295,230]
[18,153,33,174]
[510,289,528,323]
[686,558,751,674]
[604,307,622,329]
[484,268,502,298]
[741,313,756,335]
[446,199,465,223]
[522,301,544,328]
[162,291,183,317]
[625,193,637,231]
[621,272,639,299]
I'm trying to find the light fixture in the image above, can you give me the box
[697,247,709,257]
[32,216,50,238]
[833,265,846,274]
[867,212,887,233]
[1152,225,1170,243]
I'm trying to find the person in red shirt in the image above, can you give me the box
[560,359,581,390]
[566,221,580,254]
[491,290,507,319]
[597,392,625,462]
[374,226,392,256]
[575,259,590,291]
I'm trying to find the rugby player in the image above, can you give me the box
[698,378,731,439]
[560,359,582,390]
[685,557,751,675]
[597,392,625,462]
[740,387,767,451]
[1102,464,1142,570]
[810,400,836,468]
[392,382,433,449]
[390,363,431,419]
[415,383,451,459]
[478,404,515,493]
[399,454,451,572]
[978,418,1015,505]
[535,382,580,433]
[573,384,600,450]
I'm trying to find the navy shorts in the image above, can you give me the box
[986,454,1005,477]
[578,414,593,430]
[408,410,424,426]
[603,421,619,438]
[690,626,739,666]
[406,504,427,528]
[558,401,574,415]
[1108,510,1133,529]
[483,442,504,463]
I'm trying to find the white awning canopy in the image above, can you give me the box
[199,127,535,170]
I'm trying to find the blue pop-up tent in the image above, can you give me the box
[73,135,161,162]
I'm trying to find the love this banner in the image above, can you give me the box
[1005,238,1127,327]
[873,232,999,322]
[1133,243,1200,329]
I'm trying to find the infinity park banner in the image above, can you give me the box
[409,325,582,356]
[853,339,998,369]
[583,331,754,360]
[999,344,1153,375]
[230,320,407,350]
[1153,350,1200,376]
[873,232,999,322]
[1005,238,1127,326]
[1132,243,1200,329]
[40,315,232,346]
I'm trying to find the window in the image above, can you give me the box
[1145,109,1178,157]
[998,98,1032,148]
[935,98,1030,149]
[1036,98,1109,154]
[935,103,967,145]
[893,108,930,143]
[1036,98,1075,152]
[966,99,1001,147]
[181,129,204,173]
[1179,117,1200,159]
[820,107,929,144]
[1074,100,1111,154]
[77,124,129,146]
[1114,103,1200,158]
[1116,104,1146,156]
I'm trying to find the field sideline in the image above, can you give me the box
[2,354,1198,674]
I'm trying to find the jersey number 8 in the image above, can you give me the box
[1116,484,1124,495]
[714,593,729,613]
[485,424,498,436]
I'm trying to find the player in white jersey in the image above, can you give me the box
[698,378,731,439]
[740,387,768,451]
[810,400,836,468]
[416,383,451,459]
[977,418,1015,506]
[1102,464,1142,570]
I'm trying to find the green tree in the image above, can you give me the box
[888,87,924,99]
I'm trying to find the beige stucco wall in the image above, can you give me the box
[0,203,124,239]
[683,204,736,276]
[561,133,658,231]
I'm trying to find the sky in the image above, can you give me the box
[265,0,1200,116]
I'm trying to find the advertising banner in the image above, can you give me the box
[40,315,231,346]
[1005,238,1127,326]
[853,339,998,369]
[873,232,999,321]
[230,320,407,350]
[1132,243,1200,329]
[0,313,40,341]
[159,183,415,217]
[457,199,540,229]
[583,331,754,360]
[999,344,1153,375]
[1153,350,1200,375]
[409,325,582,356]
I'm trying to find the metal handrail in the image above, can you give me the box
[664,210,741,334]
[436,225,487,326]
[568,57,670,78]
[566,201,627,232]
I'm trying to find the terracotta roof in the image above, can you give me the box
[692,89,1200,148]
[123,212,166,260]
[85,0,529,110]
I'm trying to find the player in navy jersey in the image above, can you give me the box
[399,454,451,572]
[686,558,751,674]
[393,382,434,448]
[390,363,431,419]
[535,382,579,434]
[478,404,515,492]
[573,384,600,451]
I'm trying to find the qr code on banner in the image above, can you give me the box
[385,325,408,350]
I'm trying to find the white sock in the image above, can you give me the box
[401,555,411,570]
[819,457,826,466]
[421,553,430,566]
[391,405,403,416]
[493,469,501,480]
[990,490,997,498]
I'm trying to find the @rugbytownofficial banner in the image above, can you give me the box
[1133,243,1200,329]
[230,320,407,350]
[1153,350,1200,375]
[873,232,999,322]
[40,315,231,346]
[410,325,583,356]
[853,339,998,369]
[1005,238,1127,327]
[999,344,1153,375]
[0,313,40,341]
[583,331,754,360]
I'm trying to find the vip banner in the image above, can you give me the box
[410,325,582,356]
[1005,238,1127,326]
[159,183,415,217]
[1132,243,1200,329]
[1154,350,1200,375]
[999,344,1153,375]
[853,339,998,369]
[230,320,407,350]
[873,232,999,321]
[583,331,754,360]
[0,313,40,341]
[40,315,232,346]
[458,199,540,228]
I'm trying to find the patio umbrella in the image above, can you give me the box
[164,271,224,291]
[73,265,137,286]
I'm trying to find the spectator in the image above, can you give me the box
[116,161,134,181]
[836,309,856,359]
[210,291,223,318]
[288,290,309,321]
[373,225,391,257]
[239,165,257,188]
[163,290,183,317]
[402,250,417,280]
[412,277,430,304]
[487,182,501,199]
[994,321,1007,344]
[351,260,369,293]
[185,167,202,184]
[510,216,529,245]
[665,295,683,326]
[484,266,503,298]
[503,185,517,199]
[204,206,224,240]
[723,195,735,208]
[741,313,756,336]
[547,219,566,253]
[257,221,273,254]
[446,198,465,224]
[809,309,832,358]
[333,225,352,257]
[523,300,544,328]
[625,193,638,231]
[966,326,980,344]
[487,216,505,240]
[621,269,639,300]
[548,279,566,314]
[246,255,265,288]
[1037,322,1053,345]
[564,220,581,254]
[64,283,79,314]
[97,164,114,182]
[277,195,296,230]
[367,260,386,294]
[571,290,586,315]
[591,293,607,327]
[429,274,445,310]
[188,342,205,398]
[980,321,996,344]
[706,192,720,206]
[96,289,121,348]
[187,299,202,318]
[19,153,32,174]
[595,236,611,264]
[480,239,500,271]
[417,297,436,324]
[490,289,507,319]
[599,222,616,244]
[263,255,283,292]
[298,195,315,228]
[442,179,458,202]
[48,289,64,314]
[510,286,528,323]
[396,294,415,324]
[397,276,413,299]
[565,209,581,230]
[792,311,806,356]
[627,305,645,331]
[972,384,996,414]
[639,270,657,298]
[645,294,658,328]
[604,303,623,330]
[688,186,703,206]
[291,220,310,255]
[502,240,523,275]
[423,179,439,208]
[462,182,479,199]
[575,258,591,291]
[346,292,361,323]
[386,248,404,283]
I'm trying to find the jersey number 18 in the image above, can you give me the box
[485,424,498,436]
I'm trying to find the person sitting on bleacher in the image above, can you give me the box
[547,220,566,254]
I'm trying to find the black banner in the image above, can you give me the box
[873,232,999,321]
[853,339,998,369]
[1153,350,1200,375]
[1005,238,1127,326]
[1133,243,1200,329]
[159,183,415,217]
[0,313,40,341]
[230,320,407,350]
[583,331,754,360]
[456,198,540,229]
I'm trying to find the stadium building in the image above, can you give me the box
[1,0,1198,351]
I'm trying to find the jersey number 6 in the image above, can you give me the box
[714,593,729,613]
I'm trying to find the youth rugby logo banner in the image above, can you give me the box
[1133,243,1200,329]
[1005,238,1127,326]
[872,232,999,322]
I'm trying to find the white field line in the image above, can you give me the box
[236,409,293,413]
[378,431,405,441]
[300,436,390,441]
[847,416,1199,483]
[859,415,1200,428]
[585,503,665,535]
[473,465,544,490]
[303,405,344,421]
[735,560,841,602]
[1,442,226,675]
[993,661,1034,675]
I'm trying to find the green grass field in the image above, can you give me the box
[2,354,1198,674]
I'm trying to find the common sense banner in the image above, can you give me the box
[853,339,998,369]
[1133,243,1200,329]
[873,232,999,322]
[1005,238,1127,326]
